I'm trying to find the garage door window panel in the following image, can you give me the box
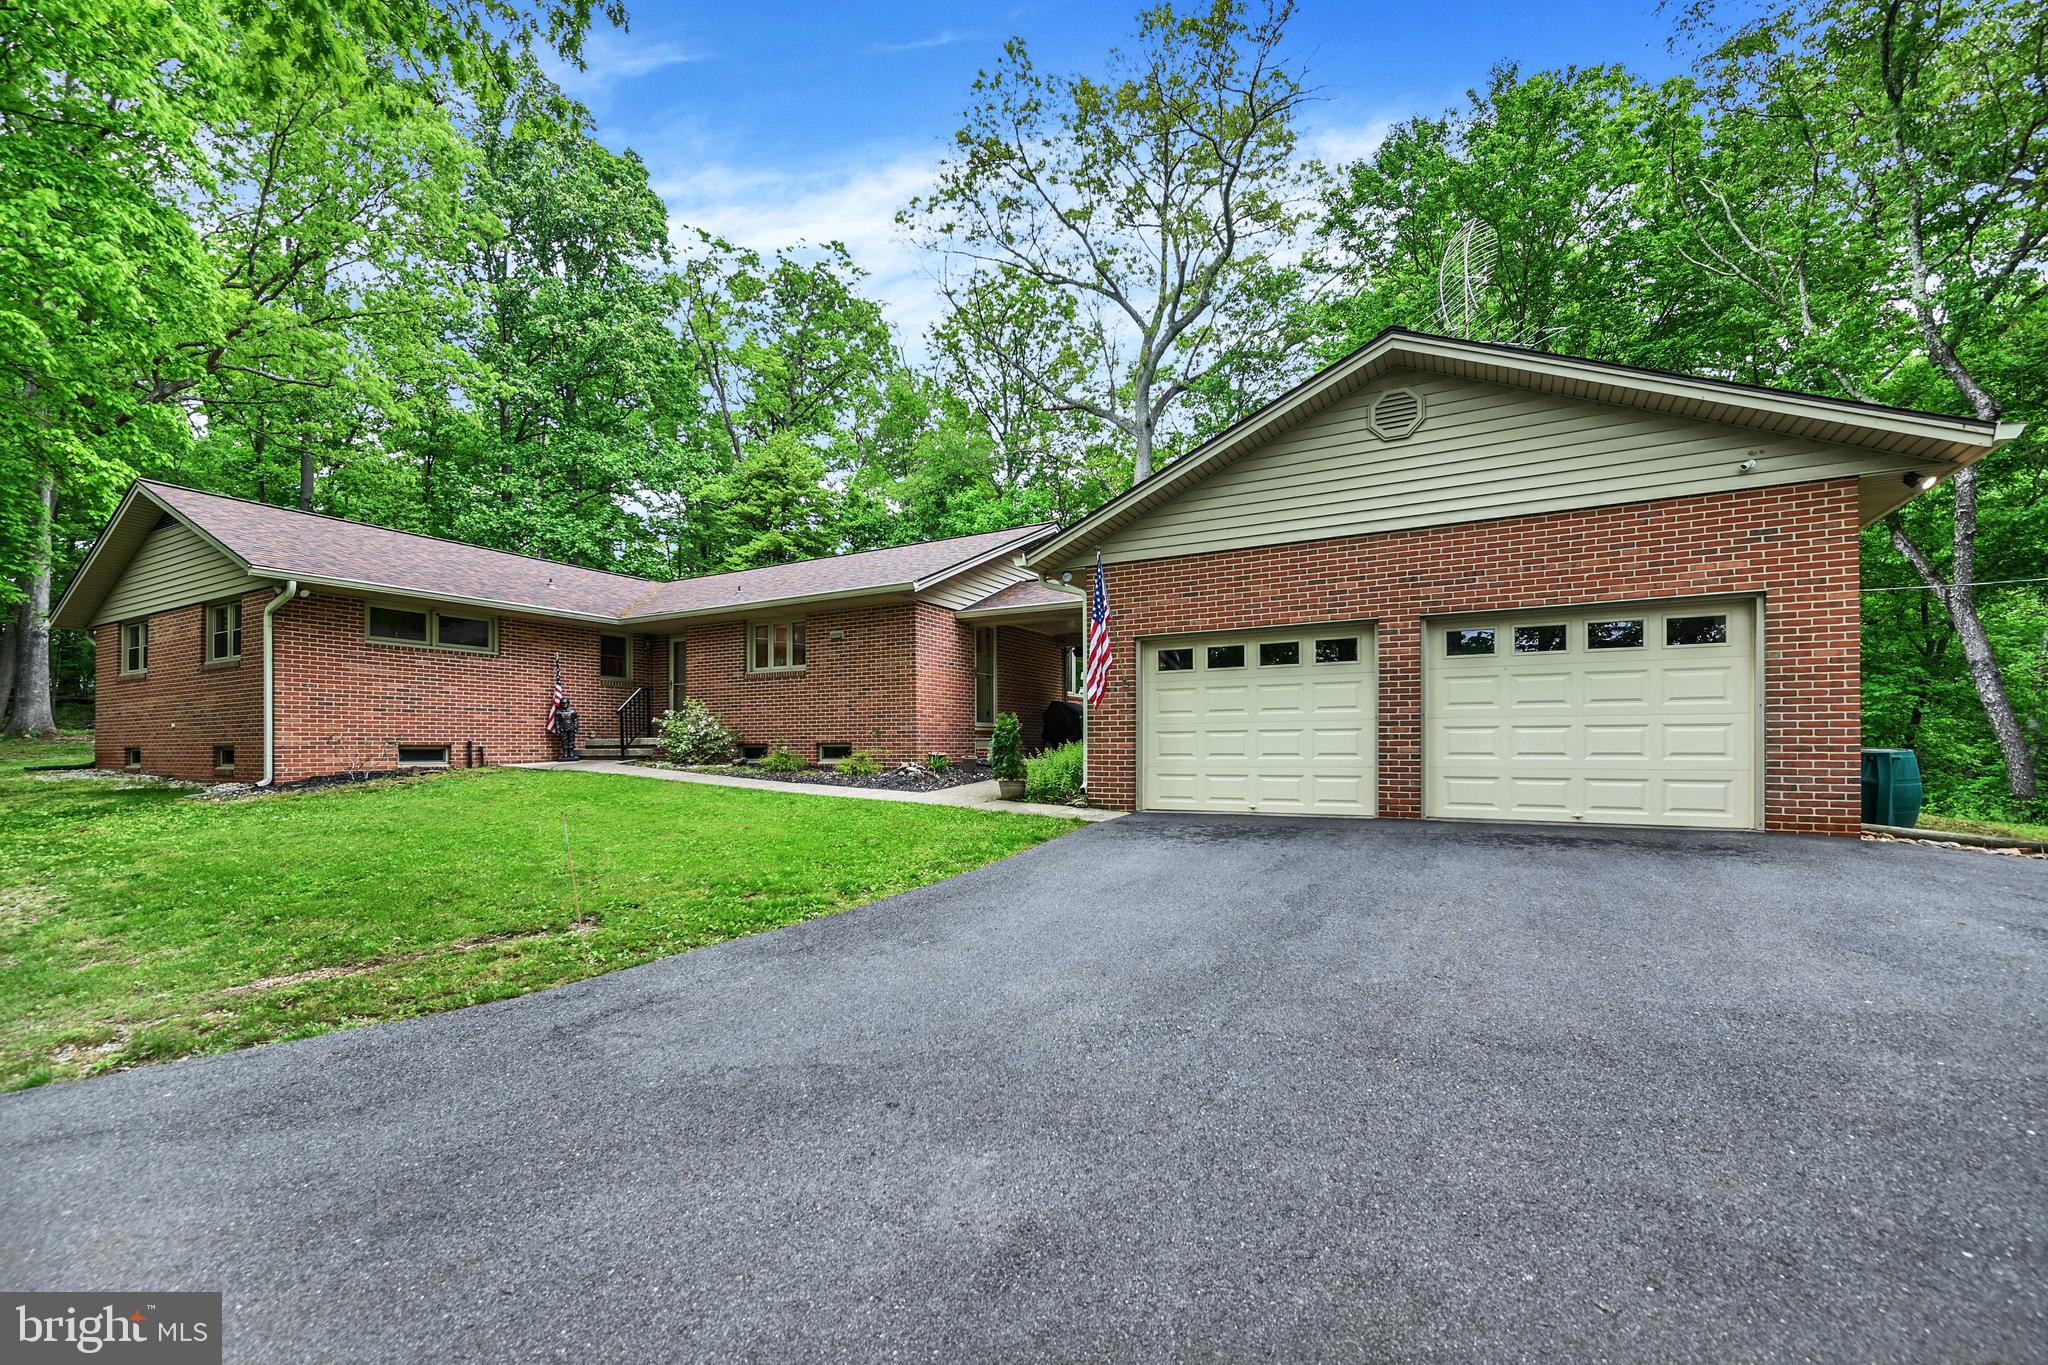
[1587,619,1645,649]
[1513,624,1567,653]
[1314,637,1358,664]
[1258,641,1300,666]
[1666,614,1730,646]
[1157,648,1194,671]
[1207,644,1245,669]
[1445,628,1495,657]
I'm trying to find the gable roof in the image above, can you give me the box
[1024,328,2024,571]
[53,481,1054,630]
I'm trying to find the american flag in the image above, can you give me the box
[1084,553,1112,706]
[545,659,566,733]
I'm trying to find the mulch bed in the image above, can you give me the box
[647,761,994,793]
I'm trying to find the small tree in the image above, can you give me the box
[990,713,1026,782]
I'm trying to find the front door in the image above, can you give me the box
[669,637,687,713]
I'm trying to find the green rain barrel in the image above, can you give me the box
[1861,749,1924,828]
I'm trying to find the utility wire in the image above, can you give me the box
[1862,576,2048,592]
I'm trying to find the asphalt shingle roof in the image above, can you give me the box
[139,481,1051,623]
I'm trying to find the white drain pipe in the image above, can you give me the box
[257,581,300,787]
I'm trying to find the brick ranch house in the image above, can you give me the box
[57,330,2018,833]
[54,489,1086,785]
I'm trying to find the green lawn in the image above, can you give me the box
[1916,811,2048,843]
[0,736,1078,1090]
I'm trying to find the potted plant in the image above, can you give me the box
[990,712,1026,799]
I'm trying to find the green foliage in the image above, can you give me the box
[1025,741,1086,805]
[989,713,1026,782]
[655,701,740,766]
[0,735,1076,1088]
[924,752,951,773]
[758,744,804,774]
[716,432,839,570]
[838,749,884,777]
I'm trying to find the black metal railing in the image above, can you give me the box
[617,686,653,753]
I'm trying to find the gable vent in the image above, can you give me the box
[1368,387,1425,441]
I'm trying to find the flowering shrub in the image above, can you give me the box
[655,701,740,765]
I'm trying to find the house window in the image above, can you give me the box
[974,627,997,727]
[1445,628,1494,657]
[434,613,493,652]
[397,745,450,768]
[367,604,497,654]
[214,745,236,773]
[1063,646,1084,695]
[123,747,142,769]
[206,601,243,662]
[599,634,631,680]
[120,621,149,674]
[749,620,807,674]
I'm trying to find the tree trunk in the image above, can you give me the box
[6,472,58,737]
[1889,496,2037,802]
[0,596,18,724]
[298,441,316,511]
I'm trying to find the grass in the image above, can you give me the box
[1025,740,1086,805]
[0,734,1079,1090]
[1916,811,2048,843]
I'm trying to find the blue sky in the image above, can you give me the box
[552,0,1692,342]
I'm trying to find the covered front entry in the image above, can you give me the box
[1425,598,1760,829]
[1139,623,1377,816]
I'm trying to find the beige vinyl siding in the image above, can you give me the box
[1097,369,1921,565]
[93,523,254,626]
[916,556,1035,610]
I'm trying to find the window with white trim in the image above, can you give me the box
[120,621,149,675]
[206,601,243,663]
[974,627,997,726]
[749,620,807,674]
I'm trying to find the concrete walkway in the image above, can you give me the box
[513,757,1123,821]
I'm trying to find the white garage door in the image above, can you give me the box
[1140,624,1376,816]
[1426,600,1758,829]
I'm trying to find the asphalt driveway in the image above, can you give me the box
[3,816,2042,1363]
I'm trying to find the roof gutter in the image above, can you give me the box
[256,581,299,788]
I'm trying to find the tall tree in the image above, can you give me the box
[1675,0,2048,801]
[905,0,1321,483]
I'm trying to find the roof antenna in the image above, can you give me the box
[1423,218,1559,351]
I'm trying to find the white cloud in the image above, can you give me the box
[868,30,980,55]
[546,28,708,101]
[1303,115,1397,167]
[652,152,949,349]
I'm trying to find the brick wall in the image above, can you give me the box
[1082,480,1863,834]
[270,592,653,779]
[997,624,1066,753]
[93,590,268,782]
[682,603,923,763]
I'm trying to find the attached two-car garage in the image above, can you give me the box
[1135,598,1759,830]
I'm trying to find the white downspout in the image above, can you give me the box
[257,581,299,787]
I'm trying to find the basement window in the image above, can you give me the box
[819,743,853,762]
[123,747,142,770]
[740,744,769,761]
[397,745,450,768]
[214,745,236,773]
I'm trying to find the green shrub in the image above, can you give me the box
[839,748,884,776]
[655,701,740,765]
[760,744,804,773]
[1025,740,1086,804]
[924,752,950,773]
[989,713,1025,782]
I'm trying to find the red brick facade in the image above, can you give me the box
[97,589,1069,782]
[93,590,268,782]
[1081,480,1863,835]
